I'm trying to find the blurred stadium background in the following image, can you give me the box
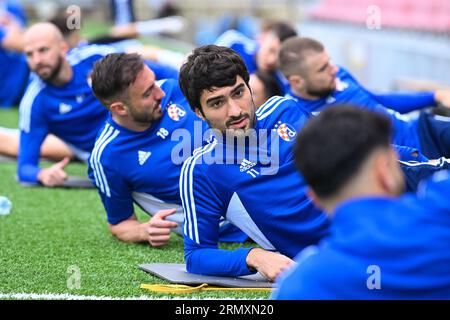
[16,0,450,92]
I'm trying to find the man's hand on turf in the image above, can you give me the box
[146,209,178,247]
[245,248,295,282]
[37,156,70,187]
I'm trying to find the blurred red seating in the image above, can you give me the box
[309,0,450,33]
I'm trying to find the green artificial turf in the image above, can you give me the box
[0,108,270,299]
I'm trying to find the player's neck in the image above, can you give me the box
[322,172,394,215]
[112,114,152,132]
[50,61,73,87]
[323,188,391,215]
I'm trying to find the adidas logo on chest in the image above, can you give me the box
[138,150,152,165]
[240,158,259,178]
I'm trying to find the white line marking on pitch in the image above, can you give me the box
[0,292,153,300]
[0,292,252,300]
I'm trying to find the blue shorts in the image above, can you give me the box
[418,112,450,158]
[400,158,450,192]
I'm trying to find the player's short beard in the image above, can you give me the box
[207,100,256,138]
[305,85,335,99]
[224,114,251,138]
[39,55,64,83]
[129,100,163,125]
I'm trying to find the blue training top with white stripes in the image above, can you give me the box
[180,96,330,277]
[87,79,248,242]
[88,79,207,225]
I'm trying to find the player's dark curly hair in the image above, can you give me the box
[179,45,250,115]
[295,105,393,198]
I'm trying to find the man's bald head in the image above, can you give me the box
[24,22,64,45]
[24,22,69,83]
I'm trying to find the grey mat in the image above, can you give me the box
[1,156,94,188]
[59,176,94,188]
[0,155,15,163]
[0,155,60,163]
[139,263,272,288]
[19,176,94,189]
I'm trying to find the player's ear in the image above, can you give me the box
[288,75,304,91]
[195,107,205,121]
[110,101,128,116]
[374,150,397,195]
[60,40,69,55]
[307,188,323,210]
[387,148,405,196]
